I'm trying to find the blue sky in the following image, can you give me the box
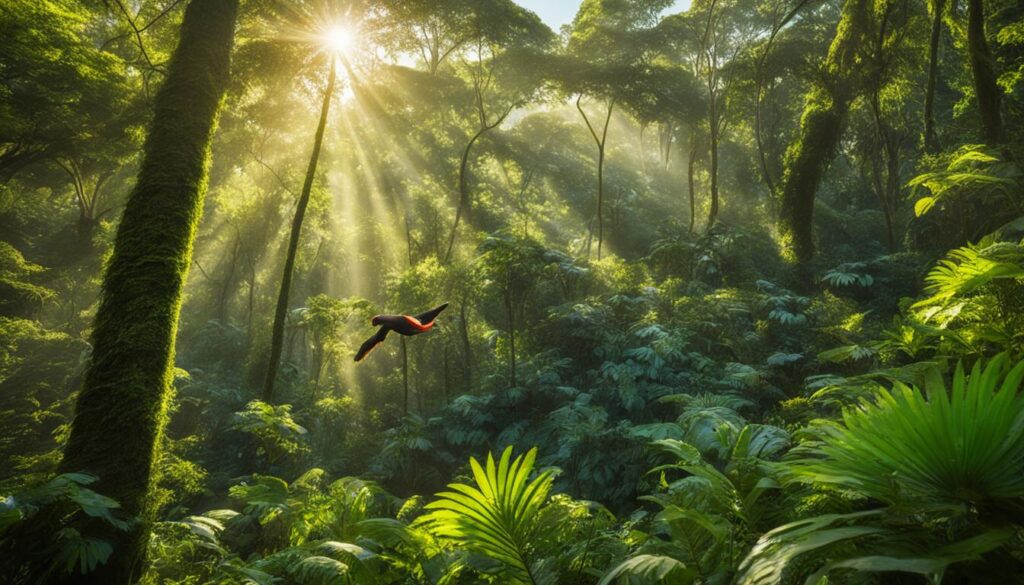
[514,0,691,31]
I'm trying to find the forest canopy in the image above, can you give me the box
[2,0,1024,583]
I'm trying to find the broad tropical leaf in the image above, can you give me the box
[599,554,696,584]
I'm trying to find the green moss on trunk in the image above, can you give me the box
[778,88,847,263]
[55,0,239,582]
[777,0,871,264]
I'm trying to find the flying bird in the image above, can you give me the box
[354,303,449,362]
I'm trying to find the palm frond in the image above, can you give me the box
[420,446,554,585]
[800,354,1024,509]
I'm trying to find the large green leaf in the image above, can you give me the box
[421,445,554,585]
[600,554,696,584]
[800,354,1024,508]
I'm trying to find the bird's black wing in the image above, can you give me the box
[414,302,449,326]
[354,326,389,362]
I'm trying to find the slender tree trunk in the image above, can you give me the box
[596,143,606,259]
[443,342,450,405]
[778,0,869,263]
[401,336,409,415]
[505,287,516,388]
[444,128,485,264]
[577,97,614,260]
[262,58,336,402]
[443,103,512,264]
[405,214,414,267]
[883,156,898,251]
[54,1,238,583]
[871,93,900,252]
[869,150,898,252]
[688,128,697,234]
[660,122,674,168]
[639,124,648,178]
[754,79,776,195]
[217,234,241,323]
[966,0,1002,145]
[923,0,945,153]
[754,0,814,195]
[246,258,256,335]
[459,299,472,392]
[707,96,720,229]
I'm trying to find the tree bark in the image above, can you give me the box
[777,0,869,263]
[966,0,1002,145]
[55,1,238,582]
[262,57,337,402]
[923,0,945,153]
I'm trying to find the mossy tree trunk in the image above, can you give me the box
[55,0,239,582]
[966,0,1002,145]
[262,58,336,403]
[777,0,871,263]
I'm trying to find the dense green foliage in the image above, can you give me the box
[2,0,1024,583]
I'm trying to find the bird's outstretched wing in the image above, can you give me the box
[354,326,389,362]
[414,302,449,326]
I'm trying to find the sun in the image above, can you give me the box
[322,24,357,55]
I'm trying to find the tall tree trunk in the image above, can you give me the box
[707,96,720,229]
[754,78,777,195]
[459,299,472,392]
[923,0,945,153]
[443,342,450,405]
[443,104,512,264]
[596,142,606,259]
[217,234,241,323]
[966,0,1002,145]
[401,336,409,415]
[262,58,336,402]
[778,0,869,263]
[577,97,614,261]
[505,287,516,388]
[55,1,238,583]
[660,122,674,168]
[688,128,697,234]
[870,92,900,252]
[443,128,485,264]
[754,0,814,195]
[639,124,648,178]
[245,258,257,335]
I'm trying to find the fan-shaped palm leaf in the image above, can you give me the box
[420,446,554,585]
[800,354,1024,509]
